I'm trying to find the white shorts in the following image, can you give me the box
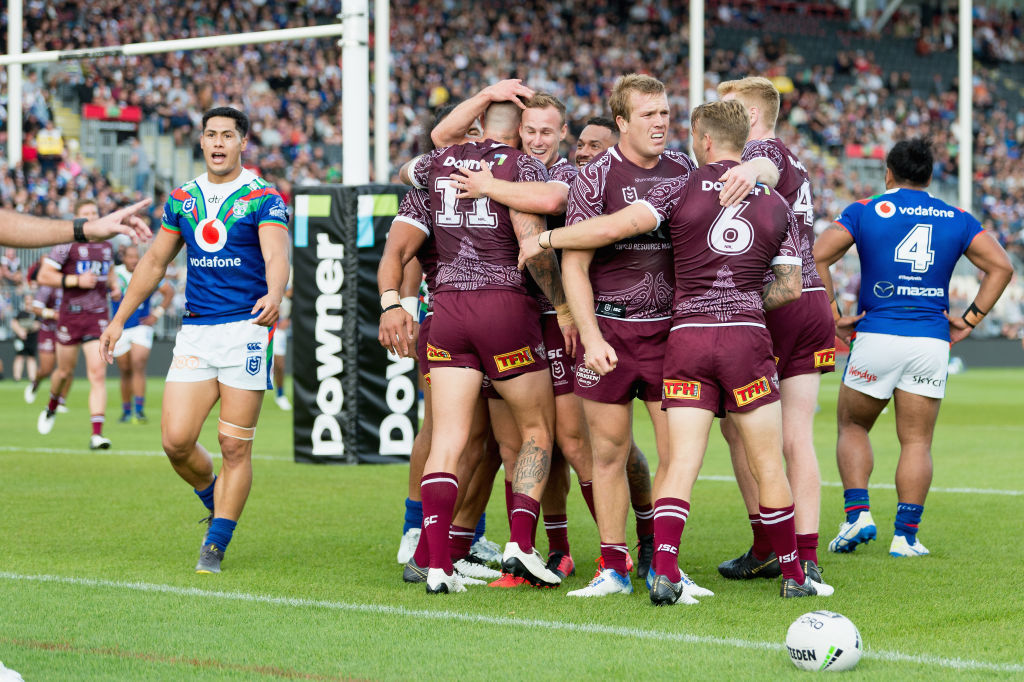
[274,327,287,357]
[167,319,273,391]
[843,331,949,400]
[112,324,155,358]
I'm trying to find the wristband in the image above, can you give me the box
[61,274,67,288]
[153,307,166,319]
[380,289,401,310]
[73,217,88,243]
[538,231,551,250]
[962,301,986,328]
[381,303,402,314]
[554,303,573,326]
[400,296,418,318]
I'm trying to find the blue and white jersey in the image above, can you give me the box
[111,264,150,329]
[160,168,289,326]
[835,188,983,341]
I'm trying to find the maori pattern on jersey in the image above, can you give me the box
[799,232,818,288]
[679,265,763,322]
[565,152,611,224]
[643,175,687,220]
[598,271,674,319]
[435,238,524,291]
[742,139,786,174]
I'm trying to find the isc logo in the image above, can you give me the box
[663,379,701,400]
[493,346,535,373]
[656,544,678,555]
[733,376,771,406]
[814,348,836,368]
[426,344,451,362]
[423,514,438,528]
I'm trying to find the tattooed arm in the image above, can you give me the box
[762,264,802,311]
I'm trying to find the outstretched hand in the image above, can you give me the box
[85,199,153,243]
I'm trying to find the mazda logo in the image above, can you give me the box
[873,281,895,298]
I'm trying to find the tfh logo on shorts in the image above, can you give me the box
[663,379,701,400]
[493,346,535,373]
[246,342,262,376]
[426,344,451,362]
[733,376,771,406]
[814,348,836,368]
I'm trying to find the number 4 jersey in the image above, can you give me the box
[834,188,983,341]
[410,139,550,295]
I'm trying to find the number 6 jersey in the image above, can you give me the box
[410,139,549,295]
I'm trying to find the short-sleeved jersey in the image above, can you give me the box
[742,138,823,290]
[44,242,113,316]
[835,188,984,341]
[411,139,549,295]
[529,157,579,313]
[33,285,61,332]
[640,160,801,327]
[566,146,696,320]
[393,188,437,291]
[111,264,151,329]
[161,168,289,325]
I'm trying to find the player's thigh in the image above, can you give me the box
[581,398,632,465]
[55,341,80,374]
[779,372,821,451]
[553,392,589,470]
[130,343,151,370]
[81,340,107,380]
[488,397,520,470]
[162,379,221,447]
[891,389,941,447]
[729,400,784,466]
[218,383,266,430]
[429,366,486,454]
[662,406,715,496]
[836,383,888,432]
[494,369,555,434]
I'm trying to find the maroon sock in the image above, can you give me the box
[509,493,540,552]
[633,503,654,539]
[47,394,59,414]
[760,504,805,583]
[504,480,514,528]
[750,513,772,559]
[652,497,689,582]
[600,542,630,575]
[796,533,819,565]
[420,473,459,572]
[90,415,104,436]
[448,524,475,563]
[578,479,597,522]
[543,514,570,555]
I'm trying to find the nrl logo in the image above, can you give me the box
[622,186,639,203]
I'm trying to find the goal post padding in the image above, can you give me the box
[291,184,417,464]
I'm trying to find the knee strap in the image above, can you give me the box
[218,418,256,441]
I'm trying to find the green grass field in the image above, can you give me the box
[1,369,1022,680]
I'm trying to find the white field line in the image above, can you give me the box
[0,571,1020,674]
[5,447,1019,496]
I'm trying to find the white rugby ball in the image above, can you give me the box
[785,610,863,672]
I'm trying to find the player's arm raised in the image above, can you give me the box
[377,220,428,358]
[517,202,657,268]
[430,79,534,148]
[762,264,802,311]
[100,228,183,363]
[511,207,577,356]
[948,231,1013,345]
[452,161,567,215]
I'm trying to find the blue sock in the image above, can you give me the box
[843,488,870,523]
[276,385,284,398]
[894,503,923,542]
[206,517,237,552]
[473,513,486,543]
[121,402,131,416]
[403,498,423,534]
[195,476,217,512]
[134,396,145,415]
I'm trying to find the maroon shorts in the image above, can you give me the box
[765,288,837,380]
[662,324,780,415]
[417,314,433,384]
[542,314,575,397]
[574,317,669,404]
[428,290,548,380]
[38,327,56,354]
[56,313,107,346]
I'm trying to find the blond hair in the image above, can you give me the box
[524,93,567,126]
[609,74,666,122]
[717,76,781,130]
[691,100,750,154]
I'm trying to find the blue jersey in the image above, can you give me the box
[160,169,289,325]
[835,188,983,341]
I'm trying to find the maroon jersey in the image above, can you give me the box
[742,138,823,290]
[45,242,113,316]
[394,188,437,295]
[566,146,696,320]
[640,160,801,327]
[530,157,579,313]
[32,284,61,333]
[412,139,549,295]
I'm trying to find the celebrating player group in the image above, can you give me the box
[377,73,1012,604]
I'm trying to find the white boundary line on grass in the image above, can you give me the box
[0,571,1019,674]
[4,447,1020,496]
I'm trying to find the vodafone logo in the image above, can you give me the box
[875,201,896,218]
[195,218,228,252]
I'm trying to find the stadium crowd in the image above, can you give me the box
[0,0,1022,341]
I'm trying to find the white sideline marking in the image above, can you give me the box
[0,571,1019,674]
[2,447,1021,495]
